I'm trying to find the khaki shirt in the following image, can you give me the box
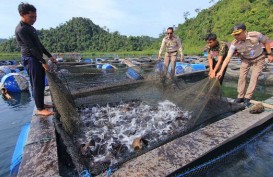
[159,35,183,56]
[228,31,268,59]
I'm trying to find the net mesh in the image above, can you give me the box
[46,60,244,176]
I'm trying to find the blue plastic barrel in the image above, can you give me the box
[11,68,20,73]
[0,66,11,74]
[84,58,93,63]
[1,73,29,92]
[155,61,164,73]
[175,62,193,74]
[10,122,30,176]
[96,64,103,69]
[191,64,206,71]
[166,62,188,75]
[175,65,184,75]
[126,67,144,80]
[8,60,17,65]
[102,64,113,70]
[96,58,103,63]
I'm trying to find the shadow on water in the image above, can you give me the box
[2,91,32,108]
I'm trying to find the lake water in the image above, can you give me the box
[0,80,273,177]
[0,91,34,177]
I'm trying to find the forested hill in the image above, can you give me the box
[175,0,273,53]
[0,39,7,44]
[0,17,156,53]
[1,0,272,54]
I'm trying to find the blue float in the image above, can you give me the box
[0,66,12,79]
[175,65,184,75]
[11,68,20,73]
[126,67,144,80]
[1,73,29,92]
[191,64,206,71]
[96,64,103,69]
[8,60,17,65]
[83,58,93,63]
[10,122,30,176]
[102,64,113,70]
[96,58,104,63]
[154,61,164,73]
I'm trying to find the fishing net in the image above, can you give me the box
[46,59,244,176]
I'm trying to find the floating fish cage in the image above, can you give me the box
[46,61,243,176]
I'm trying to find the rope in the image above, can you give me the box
[176,123,273,177]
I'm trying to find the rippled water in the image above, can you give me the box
[186,125,273,177]
[0,91,34,177]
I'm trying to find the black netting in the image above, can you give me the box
[46,59,244,176]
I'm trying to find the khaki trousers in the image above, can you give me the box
[162,52,177,78]
[237,56,265,99]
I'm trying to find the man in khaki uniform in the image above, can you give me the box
[206,33,229,85]
[217,24,273,107]
[158,27,184,79]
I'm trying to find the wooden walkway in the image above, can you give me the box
[17,95,59,177]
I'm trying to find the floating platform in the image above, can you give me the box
[17,85,273,176]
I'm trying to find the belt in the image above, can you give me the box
[167,50,177,53]
[242,53,264,60]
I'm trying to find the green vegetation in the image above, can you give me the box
[0,0,272,55]
[176,0,273,54]
[0,39,7,44]
[222,85,273,101]
[0,53,20,61]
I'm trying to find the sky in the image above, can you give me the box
[0,0,216,39]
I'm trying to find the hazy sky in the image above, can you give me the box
[0,0,216,39]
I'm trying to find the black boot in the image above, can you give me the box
[234,98,244,103]
[244,98,251,107]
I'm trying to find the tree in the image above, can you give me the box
[195,8,201,14]
[183,11,190,21]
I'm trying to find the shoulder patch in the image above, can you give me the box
[248,31,260,38]
[231,39,237,45]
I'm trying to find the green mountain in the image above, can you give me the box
[0,17,156,53]
[0,39,7,44]
[175,0,273,54]
[0,0,272,54]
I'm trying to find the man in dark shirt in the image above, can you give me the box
[205,33,229,85]
[15,2,56,116]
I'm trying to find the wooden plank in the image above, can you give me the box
[17,95,59,177]
[105,100,273,177]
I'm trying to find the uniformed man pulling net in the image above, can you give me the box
[217,23,273,107]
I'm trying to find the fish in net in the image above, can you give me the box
[46,60,244,176]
